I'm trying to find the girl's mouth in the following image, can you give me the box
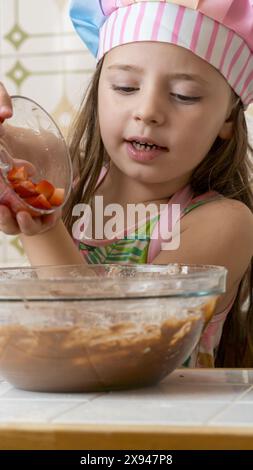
[125,140,168,162]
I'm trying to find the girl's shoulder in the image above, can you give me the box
[153,194,253,301]
[180,195,253,265]
[181,194,253,231]
[182,191,223,216]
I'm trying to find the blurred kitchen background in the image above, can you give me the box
[0,0,95,266]
[0,0,252,267]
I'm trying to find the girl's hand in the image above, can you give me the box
[0,84,65,238]
[0,204,62,236]
[0,82,12,122]
[0,155,61,236]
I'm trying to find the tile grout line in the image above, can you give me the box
[48,393,106,423]
[204,384,253,425]
[0,50,91,59]
[231,384,253,403]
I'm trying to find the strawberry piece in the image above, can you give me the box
[13,180,37,198]
[7,166,28,182]
[49,188,65,207]
[35,180,55,200]
[25,194,52,210]
[6,165,64,213]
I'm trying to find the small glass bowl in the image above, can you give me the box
[0,263,227,392]
[0,95,72,216]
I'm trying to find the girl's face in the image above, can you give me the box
[98,41,233,188]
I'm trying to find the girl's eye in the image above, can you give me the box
[112,86,201,103]
[112,86,138,93]
[170,93,201,103]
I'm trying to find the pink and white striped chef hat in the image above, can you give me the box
[70,1,253,108]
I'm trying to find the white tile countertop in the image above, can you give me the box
[0,368,253,450]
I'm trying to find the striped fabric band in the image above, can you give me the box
[97,2,253,107]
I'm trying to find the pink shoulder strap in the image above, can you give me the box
[209,293,237,324]
[96,166,108,187]
[147,184,193,263]
[147,186,222,263]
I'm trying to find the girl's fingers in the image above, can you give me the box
[16,211,43,236]
[0,83,13,122]
[0,205,20,235]
[0,202,62,237]
[42,208,62,227]
[16,209,62,236]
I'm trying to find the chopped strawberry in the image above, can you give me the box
[7,166,28,182]
[25,194,52,210]
[12,180,37,198]
[49,188,65,207]
[35,180,55,199]
[5,164,65,213]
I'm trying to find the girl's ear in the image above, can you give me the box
[218,96,240,140]
[218,118,233,140]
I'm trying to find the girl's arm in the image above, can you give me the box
[19,218,85,267]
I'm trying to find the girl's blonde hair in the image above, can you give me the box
[64,58,253,367]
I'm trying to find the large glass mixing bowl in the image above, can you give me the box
[0,263,227,392]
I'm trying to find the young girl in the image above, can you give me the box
[0,0,252,367]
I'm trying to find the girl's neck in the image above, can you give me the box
[95,162,191,208]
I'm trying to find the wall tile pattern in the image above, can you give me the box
[0,0,95,265]
[0,0,252,266]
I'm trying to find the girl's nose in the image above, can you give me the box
[133,92,166,126]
